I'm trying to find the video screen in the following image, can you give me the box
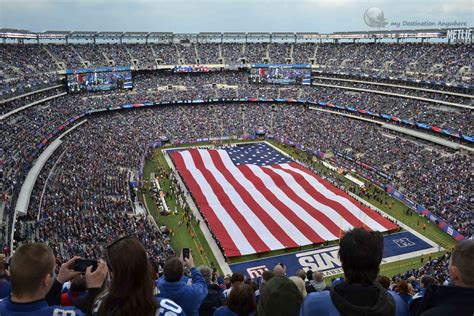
[66,66,133,93]
[174,65,210,73]
[250,64,311,85]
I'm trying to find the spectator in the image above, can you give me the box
[223,272,244,299]
[0,254,11,299]
[299,228,409,316]
[295,269,307,281]
[214,283,256,316]
[198,265,225,316]
[223,275,231,290]
[295,268,314,295]
[0,278,10,300]
[304,269,315,294]
[409,275,437,316]
[273,263,286,276]
[158,252,208,316]
[308,271,328,293]
[406,276,420,293]
[60,275,86,306]
[243,279,260,302]
[0,255,8,279]
[92,236,183,316]
[415,239,474,315]
[397,280,413,305]
[289,276,307,298]
[376,275,392,290]
[0,243,104,316]
[149,259,160,295]
[261,271,274,285]
[259,270,274,294]
[258,275,303,316]
[305,269,313,283]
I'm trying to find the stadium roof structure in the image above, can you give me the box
[0,28,471,43]
[68,31,99,37]
[96,31,125,37]
[122,32,149,37]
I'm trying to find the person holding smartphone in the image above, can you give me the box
[0,243,107,316]
[157,248,208,316]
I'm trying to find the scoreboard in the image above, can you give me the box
[250,64,311,85]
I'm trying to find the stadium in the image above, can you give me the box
[0,0,473,315]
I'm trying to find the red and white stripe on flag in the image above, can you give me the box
[171,148,397,257]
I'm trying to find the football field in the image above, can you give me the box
[142,139,455,279]
[169,142,397,258]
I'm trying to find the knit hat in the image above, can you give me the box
[257,275,303,316]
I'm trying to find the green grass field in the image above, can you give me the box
[141,150,222,273]
[140,139,457,280]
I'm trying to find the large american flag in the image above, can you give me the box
[170,143,397,257]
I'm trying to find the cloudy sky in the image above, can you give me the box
[0,0,472,33]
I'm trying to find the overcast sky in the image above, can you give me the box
[0,0,472,33]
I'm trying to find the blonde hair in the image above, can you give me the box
[289,276,307,298]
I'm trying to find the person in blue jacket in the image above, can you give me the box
[0,243,106,316]
[0,278,11,299]
[158,251,208,316]
[408,274,437,316]
[299,228,409,316]
[0,254,11,299]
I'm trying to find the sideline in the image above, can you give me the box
[162,150,233,275]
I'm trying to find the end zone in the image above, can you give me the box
[229,230,439,279]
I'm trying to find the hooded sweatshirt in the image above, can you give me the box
[416,284,474,316]
[299,283,409,316]
[157,267,208,316]
[198,283,225,316]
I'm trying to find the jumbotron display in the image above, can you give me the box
[174,65,210,73]
[66,66,133,93]
[250,64,311,85]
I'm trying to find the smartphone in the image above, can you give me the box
[182,248,190,260]
[74,259,98,273]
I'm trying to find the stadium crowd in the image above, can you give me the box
[4,105,472,254]
[0,228,473,315]
[1,42,472,97]
[133,71,473,133]
[311,77,472,105]
[0,41,473,315]
[1,72,472,250]
[0,86,65,115]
